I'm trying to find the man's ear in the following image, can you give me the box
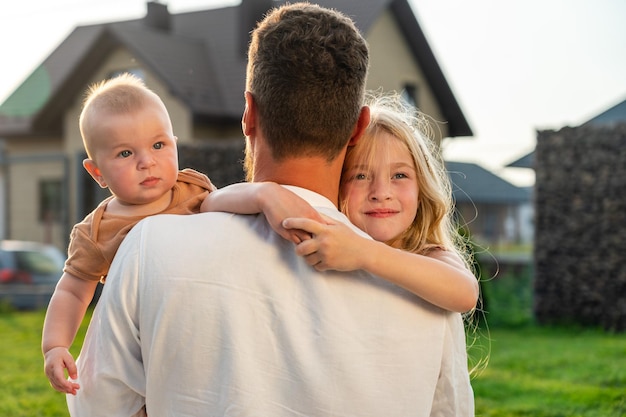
[242,91,257,137]
[348,106,370,146]
[83,159,107,188]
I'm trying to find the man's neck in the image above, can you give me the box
[254,157,343,207]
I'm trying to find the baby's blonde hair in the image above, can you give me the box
[79,73,163,159]
[340,92,471,268]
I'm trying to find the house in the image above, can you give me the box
[446,161,532,248]
[0,0,472,250]
[507,152,534,169]
[582,96,626,127]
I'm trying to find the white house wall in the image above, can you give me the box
[366,10,448,143]
[0,168,5,239]
[5,139,65,246]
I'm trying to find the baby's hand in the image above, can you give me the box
[44,346,80,395]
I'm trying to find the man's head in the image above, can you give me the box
[244,2,369,172]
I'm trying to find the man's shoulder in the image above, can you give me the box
[134,211,260,238]
[140,211,238,227]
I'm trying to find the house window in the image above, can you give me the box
[39,179,62,222]
[108,68,145,81]
[401,83,418,108]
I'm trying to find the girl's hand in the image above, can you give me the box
[282,215,368,271]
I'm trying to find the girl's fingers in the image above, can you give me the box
[304,253,318,266]
[294,239,317,257]
[282,217,316,233]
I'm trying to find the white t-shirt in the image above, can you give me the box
[68,186,474,417]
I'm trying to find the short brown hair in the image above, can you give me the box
[246,3,369,161]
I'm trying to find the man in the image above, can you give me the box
[68,3,473,416]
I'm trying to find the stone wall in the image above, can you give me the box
[178,141,246,188]
[534,124,626,331]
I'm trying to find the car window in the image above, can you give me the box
[15,251,61,274]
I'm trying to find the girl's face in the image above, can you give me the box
[340,131,419,242]
[86,100,179,210]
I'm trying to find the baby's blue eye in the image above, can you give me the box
[119,150,132,158]
[153,142,164,150]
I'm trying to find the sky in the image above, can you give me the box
[2,0,626,187]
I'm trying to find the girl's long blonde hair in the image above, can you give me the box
[340,91,471,268]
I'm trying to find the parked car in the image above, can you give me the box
[0,240,65,310]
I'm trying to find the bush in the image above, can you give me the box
[480,266,534,328]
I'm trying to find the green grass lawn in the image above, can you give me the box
[0,308,89,417]
[0,309,624,416]
[471,326,625,416]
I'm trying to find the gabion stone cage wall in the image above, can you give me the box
[534,124,626,331]
[178,141,246,188]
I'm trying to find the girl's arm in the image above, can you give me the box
[42,272,98,394]
[201,182,324,243]
[283,216,479,313]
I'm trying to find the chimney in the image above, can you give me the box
[240,0,274,55]
[145,1,171,31]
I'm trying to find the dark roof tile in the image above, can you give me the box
[583,97,626,127]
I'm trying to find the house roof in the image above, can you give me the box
[0,0,471,138]
[506,152,534,169]
[582,96,626,127]
[446,161,530,204]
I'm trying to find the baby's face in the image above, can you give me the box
[89,100,179,209]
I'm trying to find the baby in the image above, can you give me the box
[42,74,215,394]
